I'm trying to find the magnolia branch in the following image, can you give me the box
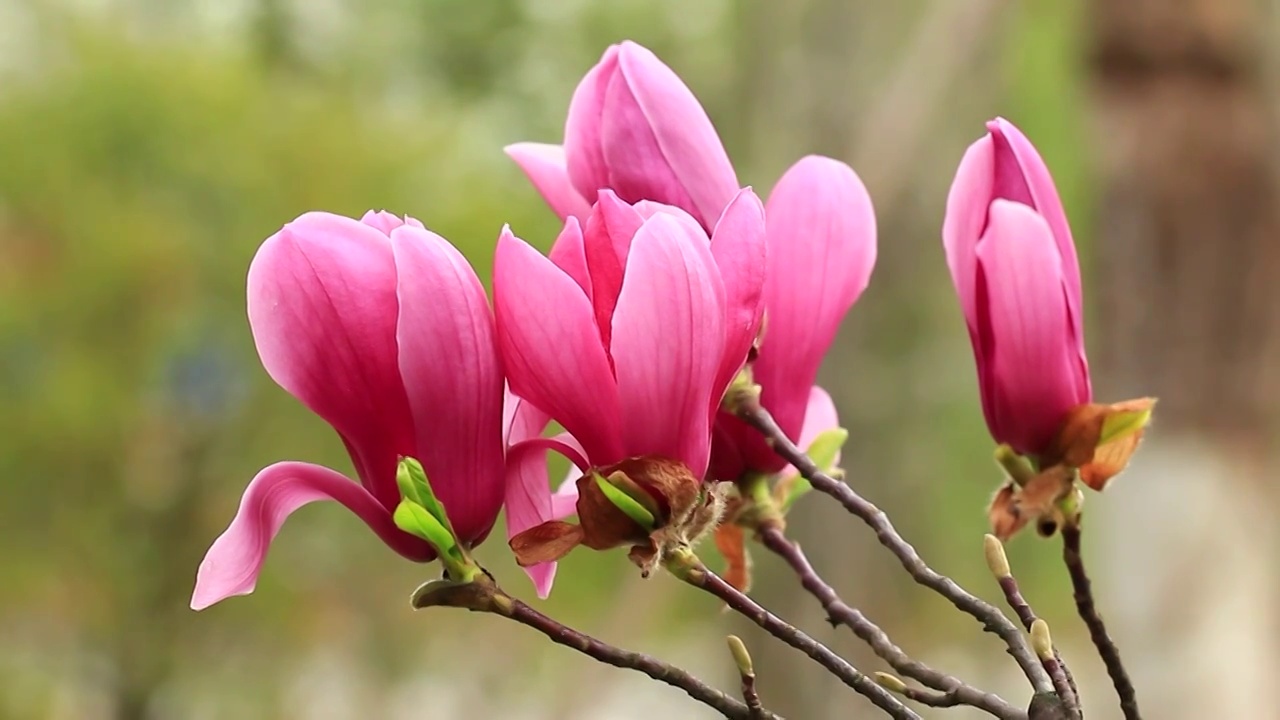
[983,535,1080,714]
[670,552,921,720]
[413,578,779,720]
[1062,522,1140,720]
[757,524,1024,719]
[734,398,1053,694]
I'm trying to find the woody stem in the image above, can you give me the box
[1062,522,1140,719]
[734,397,1052,694]
[668,551,920,720]
[487,589,781,720]
[755,522,1025,719]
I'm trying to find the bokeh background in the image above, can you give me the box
[2,0,1277,718]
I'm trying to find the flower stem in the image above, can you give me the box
[734,398,1052,694]
[1062,521,1140,719]
[668,550,920,720]
[757,523,1025,719]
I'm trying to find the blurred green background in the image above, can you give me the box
[3,1,1276,718]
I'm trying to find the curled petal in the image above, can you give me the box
[504,143,593,223]
[505,435,589,598]
[976,201,1087,456]
[494,227,623,462]
[392,225,506,545]
[504,387,551,447]
[548,217,592,300]
[611,213,725,476]
[755,157,875,455]
[191,462,430,611]
[247,212,413,507]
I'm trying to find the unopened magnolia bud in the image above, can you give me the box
[1030,619,1054,660]
[874,672,908,694]
[983,534,1011,578]
[726,635,754,677]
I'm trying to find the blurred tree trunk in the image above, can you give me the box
[1086,0,1280,716]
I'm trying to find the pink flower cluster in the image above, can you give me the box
[192,42,1089,609]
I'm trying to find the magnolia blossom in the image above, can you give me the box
[508,40,876,481]
[943,118,1092,458]
[494,189,766,591]
[710,156,876,480]
[191,211,505,610]
[505,41,739,230]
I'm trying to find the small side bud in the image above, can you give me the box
[726,635,754,677]
[1030,618,1054,660]
[983,534,1012,578]
[995,444,1037,486]
[874,672,908,694]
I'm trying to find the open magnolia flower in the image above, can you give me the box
[191,211,506,610]
[507,40,875,491]
[943,118,1154,539]
[494,189,766,589]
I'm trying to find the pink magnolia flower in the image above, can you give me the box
[495,189,766,591]
[943,118,1092,458]
[710,156,876,480]
[505,41,739,230]
[190,210,506,610]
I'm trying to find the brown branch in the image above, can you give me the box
[758,524,1025,719]
[735,399,1052,694]
[670,552,920,720]
[984,536,1081,715]
[1062,522,1141,720]
[413,577,781,720]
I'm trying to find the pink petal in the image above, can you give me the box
[582,190,645,347]
[610,213,725,476]
[504,435,589,598]
[975,200,1086,456]
[360,210,425,236]
[504,143,593,223]
[603,42,739,229]
[796,385,840,451]
[708,188,768,410]
[548,217,592,300]
[565,45,621,204]
[247,212,413,508]
[504,386,551,447]
[191,461,430,611]
[493,227,624,463]
[392,225,506,546]
[754,157,875,448]
[941,135,995,331]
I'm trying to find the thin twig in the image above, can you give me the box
[673,553,920,720]
[985,536,1080,715]
[735,398,1052,694]
[494,594,781,720]
[758,524,1025,719]
[1062,522,1141,720]
[726,636,767,719]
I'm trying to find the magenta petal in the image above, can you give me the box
[548,217,593,300]
[942,135,995,331]
[247,212,413,508]
[565,45,622,203]
[504,143,593,223]
[505,435,589,598]
[191,461,430,611]
[583,190,646,345]
[605,42,739,229]
[708,188,767,408]
[976,201,1085,455]
[391,225,506,546]
[611,213,725,476]
[494,227,624,463]
[755,156,876,443]
[504,387,551,447]
[360,210,425,236]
